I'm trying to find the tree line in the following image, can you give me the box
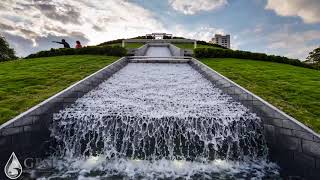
[0,36,17,62]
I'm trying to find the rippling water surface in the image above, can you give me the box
[32,63,279,179]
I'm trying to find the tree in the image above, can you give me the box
[0,35,17,61]
[306,47,320,64]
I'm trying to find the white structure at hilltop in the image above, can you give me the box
[146,33,173,39]
[210,34,231,49]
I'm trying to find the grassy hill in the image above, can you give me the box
[173,43,224,50]
[0,55,118,124]
[110,42,144,49]
[201,58,320,133]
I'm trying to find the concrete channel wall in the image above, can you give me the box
[168,44,184,56]
[0,57,129,174]
[189,58,320,179]
[135,43,185,56]
[134,44,149,56]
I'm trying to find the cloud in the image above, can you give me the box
[0,0,166,56]
[237,24,320,60]
[0,0,229,57]
[32,3,81,24]
[92,25,103,32]
[2,32,89,57]
[172,26,225,41]
[266,0,320,24]
[168,0,227,15]
[0,23,15,31]
[266,30,320,59]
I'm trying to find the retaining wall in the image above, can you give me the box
[134,43,185,56]
[189,58,320,179]
[134,44,149,56]
[0,57,129,178]
[168,44,184,56]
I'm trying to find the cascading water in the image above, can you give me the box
[33,63,279,179]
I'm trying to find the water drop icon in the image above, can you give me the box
[4,152,22,179]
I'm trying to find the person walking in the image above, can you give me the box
[52,39,71,48]
[75,41,82,48]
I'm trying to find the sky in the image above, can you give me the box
[0,0,319,60]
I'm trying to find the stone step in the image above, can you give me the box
[128,55,191,63]
[128,56,191,59]
[129,58,190,63]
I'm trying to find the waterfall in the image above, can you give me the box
[34,63,279,179]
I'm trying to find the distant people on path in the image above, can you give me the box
[52,39,71,48]
[75,41,82,48]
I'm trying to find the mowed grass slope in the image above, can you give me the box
[0,55,118,124]
[173,43,223,50]
[110,43,144,49]
[201,58,320,133]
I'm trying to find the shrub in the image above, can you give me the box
[172,36,186,39]
[25,46,127,59]
[306,47,320,64]
[0,36,17,62]
[194,48,318,70]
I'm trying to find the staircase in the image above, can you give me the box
[127,56,191,63]
[129,44,191,63]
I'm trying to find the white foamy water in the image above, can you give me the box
[34,63,279,179]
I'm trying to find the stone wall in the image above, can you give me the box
[168,44,184,56]
[134,43,185,57]
[189,58,320,179]
[0,57,128,178]
[134,44,149,56]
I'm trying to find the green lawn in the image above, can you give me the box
[201,58,320,133]
[110,43,144,49]
[173,43,223,50]
[0,55,118,124]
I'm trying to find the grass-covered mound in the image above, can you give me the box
[202,58,320,133]
[173,43,224,50]
[25,46,127,59]
[195,48,317,70]
[0,55,119,124]
[172,41,227,50]
[108,43,145,49]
